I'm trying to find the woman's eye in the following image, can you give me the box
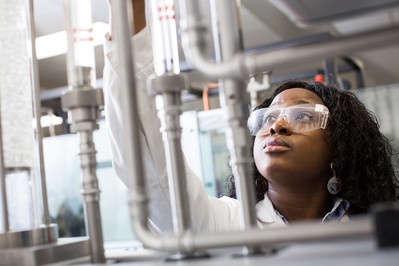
[263,115,276,124]
[295,113,313,122]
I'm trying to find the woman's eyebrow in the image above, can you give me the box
[295,100,313,105]
[269,99,312,108]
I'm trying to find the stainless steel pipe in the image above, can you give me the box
[0,111,8,232]
[62,0,105,262]
[148,75,193,234]
[130,205,373,253]
[111,0,149,214]
[209,0,259,255]
[78,130,104,262]
[28,0,52,227]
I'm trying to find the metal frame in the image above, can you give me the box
[107,0,399,256]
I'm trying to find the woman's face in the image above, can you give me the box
[253,88,333,191]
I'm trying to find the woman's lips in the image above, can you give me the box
[263,138,290,153]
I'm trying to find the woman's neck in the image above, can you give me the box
[267,185,331,222]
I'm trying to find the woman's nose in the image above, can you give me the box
[269,116,292,135]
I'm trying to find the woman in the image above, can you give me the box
[228,80,399,225]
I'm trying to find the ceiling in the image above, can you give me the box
[34,0,399,111]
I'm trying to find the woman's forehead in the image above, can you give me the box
[270,88,324,107]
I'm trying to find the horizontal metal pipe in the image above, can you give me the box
[131,196,373,253]
[243,27,399,78]
[127,160,372,253]
[190,217,373,250]
[181,21,399,80]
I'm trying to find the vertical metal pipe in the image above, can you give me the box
[111,0,148,203]
[210,0,259,254]
[154,83,200,259]
[340,56,365,88]
[148,74,196,257]
[27,0,51,226]
[62,0,105,262]
[156,92,191,233]
[147,0,193,244]
[323,58,337,86]
[79,130,104,263]
[212,0,243,57]
[112,0,197,257]
[0,112,9,232]
[61,101,105,264]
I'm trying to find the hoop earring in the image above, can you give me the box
[327,163,341,195]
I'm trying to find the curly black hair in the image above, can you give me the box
[228,80,399,215]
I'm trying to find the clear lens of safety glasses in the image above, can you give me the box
[247,104,330,136]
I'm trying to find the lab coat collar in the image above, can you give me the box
[256,193,287,227]
[255,193,350,227]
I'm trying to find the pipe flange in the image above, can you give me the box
[61,88,104,110]
[70,121,99,133]
[147,73,188,96]
[69,107,101,124]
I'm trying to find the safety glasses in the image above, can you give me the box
[247,104,330,136]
